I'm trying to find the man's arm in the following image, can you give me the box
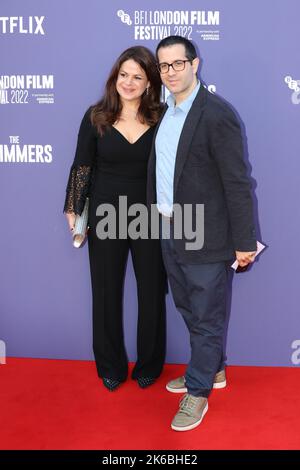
[211,106,257,256]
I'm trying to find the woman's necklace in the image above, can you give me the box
[119,109,138,121]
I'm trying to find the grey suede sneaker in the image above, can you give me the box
[171,394,208,431]
[166,375,186,393]
[213,369,226,389]
[166,369,226,393]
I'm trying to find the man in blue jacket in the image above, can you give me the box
[147,36,257,431]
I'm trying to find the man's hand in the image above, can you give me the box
[235,250,256,267]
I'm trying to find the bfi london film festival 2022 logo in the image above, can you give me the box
[116,10,218,99]
[0,16,54,105]
[284,75,300,105]
[0,15,54,164]
[116,9,220,41]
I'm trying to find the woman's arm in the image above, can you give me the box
[63,107,97,219]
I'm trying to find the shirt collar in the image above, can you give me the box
[167,80,200,114]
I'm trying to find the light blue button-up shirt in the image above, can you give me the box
[155,81,200,216]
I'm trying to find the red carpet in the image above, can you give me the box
[0,358,299,450]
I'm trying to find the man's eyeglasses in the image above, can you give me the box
[157,59,193,74]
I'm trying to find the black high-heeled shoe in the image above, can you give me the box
[102,377,122,391]
[137,377,156,388]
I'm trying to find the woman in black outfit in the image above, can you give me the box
[63,47,167,391]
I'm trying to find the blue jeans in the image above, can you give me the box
[160,231,229,397]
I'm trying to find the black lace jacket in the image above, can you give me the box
[63,107,96,215]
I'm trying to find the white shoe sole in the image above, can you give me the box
[171,403,209,431]
[166,384,187,393]
[213,380,226,389]
[166,380,226,393]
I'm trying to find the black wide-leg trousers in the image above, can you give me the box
[87,221,167,382]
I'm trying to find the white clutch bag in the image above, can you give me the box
[72,197,89,248]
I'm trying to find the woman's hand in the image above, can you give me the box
[65,211,76,233]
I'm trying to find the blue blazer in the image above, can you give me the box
[147,84,257,263]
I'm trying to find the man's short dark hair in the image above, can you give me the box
[156,36,198,61]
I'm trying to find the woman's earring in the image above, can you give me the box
[146,87,149,95]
